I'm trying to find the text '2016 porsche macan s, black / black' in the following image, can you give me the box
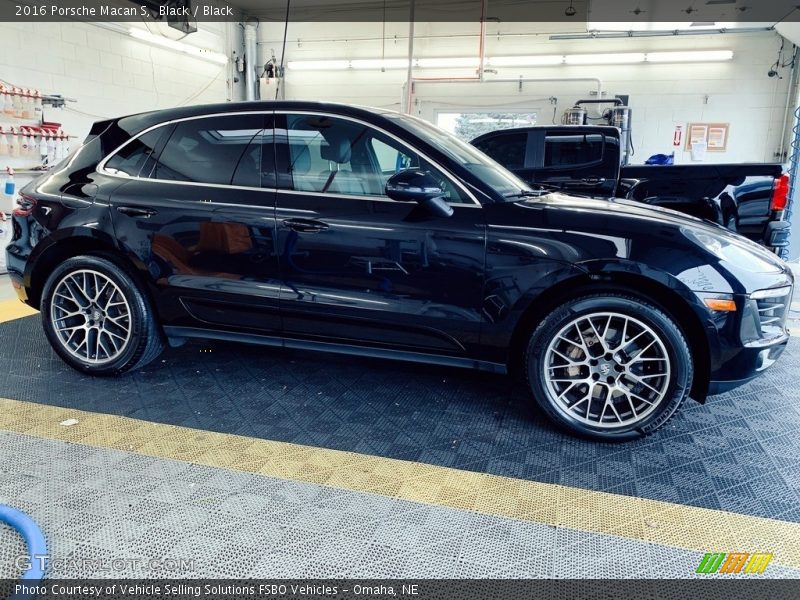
[5,101,794,440]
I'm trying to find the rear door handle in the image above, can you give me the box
[282,218,329,233]
[117,206,158,218]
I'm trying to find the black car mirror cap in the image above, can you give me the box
[385,169,453,218]
[386,169,444,202]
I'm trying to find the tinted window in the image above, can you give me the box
[544,133,604,167]
[474,132,527,170]
[278,113,467,202]
[153,115,265,186]
[104,129,165,177]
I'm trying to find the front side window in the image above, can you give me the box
[387,112,530,199]
[277,113,468,203]
[151,115,266,187]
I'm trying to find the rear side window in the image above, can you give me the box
[152,115,266,187]
[103,129,165,178]
[473,132,527,170]
[544,133,604,167]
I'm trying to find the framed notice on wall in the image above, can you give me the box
[686,123,729,152]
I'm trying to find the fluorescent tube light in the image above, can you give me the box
[565,53,646,65]
[646,50,733,62]
[128,28,228,65]
[350,58,410,69]
[287,59,352,70]
[286,50,732,71]
[487,55,564,66]
[416,57,481,68]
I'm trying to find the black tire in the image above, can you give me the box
[41,254,164,376]
[524,294,693,441]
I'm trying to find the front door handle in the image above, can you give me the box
[282,218,329,233]
[117,206,158,218]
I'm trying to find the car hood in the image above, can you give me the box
[517,193,789,276]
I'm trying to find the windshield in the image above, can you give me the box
[386,113,533,199]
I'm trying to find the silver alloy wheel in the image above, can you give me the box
[543,312,671,429]
[50,269,132,365]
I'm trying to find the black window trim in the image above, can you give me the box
[97,110,481,208]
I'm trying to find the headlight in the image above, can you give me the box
[681,226,782,273]
[751,286,792,300]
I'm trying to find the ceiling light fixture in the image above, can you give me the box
[565,1,577,17]
[127,28,228,65]
[287,50,733,71]
[645,50,734,62]
[565,53,647,65]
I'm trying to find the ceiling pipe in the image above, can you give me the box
[244,19,259,101]
[404,76,603,112]
[403,0,415,113]
[408,0,490,108]
[478,0,487,82]
[550,27,772,40]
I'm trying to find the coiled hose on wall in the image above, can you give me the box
[0,504,47,590]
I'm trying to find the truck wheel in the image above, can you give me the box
[525,294,693,441]
[41,255,164,376]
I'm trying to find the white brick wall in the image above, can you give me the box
[1,21,230,137]
[0,20,232,210]
[262,23,794,165]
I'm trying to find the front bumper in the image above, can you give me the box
[707,336,788,395]
[702,280,792,397]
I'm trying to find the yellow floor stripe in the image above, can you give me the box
[1,397,799,569]
[0,299,37,323]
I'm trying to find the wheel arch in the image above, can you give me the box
[26,229,149,310]
[508,268,711,402]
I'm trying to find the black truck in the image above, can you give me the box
[471,125,791,253]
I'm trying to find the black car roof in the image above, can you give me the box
[115,100,399,134]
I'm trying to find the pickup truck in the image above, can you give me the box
[471,125,791,254]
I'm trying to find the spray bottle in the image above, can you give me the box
[3,167,15,201]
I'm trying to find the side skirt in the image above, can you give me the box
[163,326,508,375]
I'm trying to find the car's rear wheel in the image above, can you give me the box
[41,255,164,375]
[525,294,693,441]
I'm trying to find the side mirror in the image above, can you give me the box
[385,169,454,218]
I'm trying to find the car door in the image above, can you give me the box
[273,111,486,357]
[533,128,619,197]
[106,112,282,334]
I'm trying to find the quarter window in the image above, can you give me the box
[278,113,467,203]
[103,129,166,178]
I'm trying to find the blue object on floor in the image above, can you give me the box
[645,153,674,165]
[0,504,47,585]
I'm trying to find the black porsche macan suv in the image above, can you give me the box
[6,101,794,440]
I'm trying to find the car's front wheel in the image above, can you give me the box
[525,294,693,441]
[41,254,164,375]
